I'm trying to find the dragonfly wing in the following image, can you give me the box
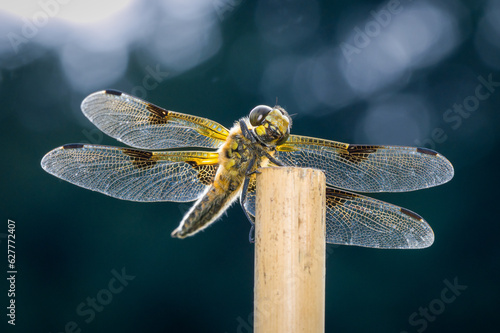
[242,175,257,220]
[276,135,454,192]
[242,184,432,249]
[325,187,433,249]
[41,144,218,202]
[81,90,229,149]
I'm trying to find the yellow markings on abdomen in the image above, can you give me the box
[171,123,256,238]
[171,181,241,238]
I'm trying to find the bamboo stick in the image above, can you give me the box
[254,167,326,333]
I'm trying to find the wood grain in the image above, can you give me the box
[254,167,326,333]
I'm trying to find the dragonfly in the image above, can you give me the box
[41,90,454,249]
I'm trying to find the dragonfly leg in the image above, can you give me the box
[248,224,255,244]
[240,119,256,143]
[262,149,284,166]
[239,119,258,143]
[240,155,257,243]
[240,176,256,243]
[240,155,255,214]
[246,169,261,177]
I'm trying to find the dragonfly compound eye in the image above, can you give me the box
[275,128,290,146]
[249,105,272,126]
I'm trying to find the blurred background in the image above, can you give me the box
[1,0,499,332]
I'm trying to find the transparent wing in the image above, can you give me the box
[41,144,218,202]
[81,90,230,149]
[324,187,433,249]
[243,186,433,249]
[242,175,257,222]
[276,135,454,192]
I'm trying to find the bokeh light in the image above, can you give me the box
[355,94,432,145]
[0,0,223,92]
[475,0,500,70]
[338,0,461,97]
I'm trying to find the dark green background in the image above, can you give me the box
[1,0,499,332]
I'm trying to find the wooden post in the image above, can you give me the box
[254,167,326,333]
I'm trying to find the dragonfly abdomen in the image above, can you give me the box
[171,182,240,238]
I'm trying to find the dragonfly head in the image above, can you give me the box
[249,105,291,146]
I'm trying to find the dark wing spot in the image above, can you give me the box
[400,207,423,221]
[105,89,122,96]
[417,147,438,156]
[122,149,157,169]
[147,103,170,125]
[62,143,85,149]
[326,187,358,207]
[338,144,380,164]
[186,161,217,186]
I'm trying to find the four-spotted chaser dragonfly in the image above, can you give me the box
[41,90,454,249]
